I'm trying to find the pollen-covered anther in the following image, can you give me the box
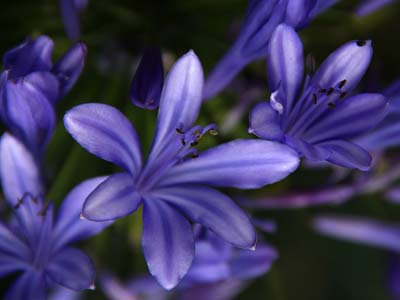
[38,203,49,217]
[338,79,347,89]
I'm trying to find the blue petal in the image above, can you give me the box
[314,215,400,252]
[3,36,53,79]
[59,0,85,40]
[52,42,87,100]
[355,0,395,16]
[150,51,203,158]
[152,185,256,249]
[230,243,278,280]
[0,133,44,206]
[5,271,47,300]
[23,71,60,104]
[130,48,164,110]
[312,40,373,92]
[2,76,56,156]
[47,247,95,290]
[161,139,299,189]
[267,24,304,114]
[0,221,30,263]
[315,0,340,14]
[318,140,372,171]
[305,93,388,143]
[48,286,81,300]
[53,176,113,250]
[64,103,142,176]
[0,253,28,277]
[142,198,194,290]
[82,173,141,221]
[249,101,284,141]
[284,0,319,29]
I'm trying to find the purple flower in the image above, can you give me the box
[249,24,388,171]
[203,0,339,99]
[355,0,397,17]
[59,0,89,40]
[0,36,86,156]
[0,133,111,300]
[130,48,164,110]
[64,50,299,289]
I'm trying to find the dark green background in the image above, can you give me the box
[1,0,400,299]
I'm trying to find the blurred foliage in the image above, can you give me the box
[1,0,400,299]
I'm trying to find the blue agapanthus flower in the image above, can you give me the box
[0,35,86,157]
[64,50,299,289]
[203,0,339,99]
[249,24,388,171]
[0,133,111,300]
[59,0,89,40]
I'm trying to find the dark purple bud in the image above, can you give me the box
[52,42,87,101]
[130,48,164,110]
[3,36,54,79]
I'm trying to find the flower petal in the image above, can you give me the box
[3,36,53,79]
[230,243,278,280]
[0,133,43,205]
[161,139,299,189]
[82,173,141,221]
[59,0,85,40]
[5,271,46,300]
[152,185,256,249]
[52,42,87,99]
[355,0,395,16]
[312,40,373,92]
[284,0,319,29]
[0,221,30,262]
[3,76,56,155]
[314,215,400,252]
[267,24,304,113]
[249,101,284,141]
[150,51,203,157]
[47,247,95,290]
[305,94,388,143]
[130,47,164,110]
[142,198,194,290]
[64,103,142,176]
[319,140,372,171]
[53,176,112,250]
[23,71,60,104]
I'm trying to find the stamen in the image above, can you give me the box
[328,102,336,109]
[327,87,335,96]
[338,79,347,89]
[14,197,24,209]
[340,92,347,99]
[312,93,318,104]
[38,202,49,217]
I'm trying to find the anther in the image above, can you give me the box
[190,141,199,146]
[180,138,186,146]
[338,80,347,89]
[319,88,327,93]
[38,203,49,217]
[14,198,24,209]
[340,92,347,99]
[328,102,336,109]
[209,129,218,136]
[356,40,367,47]
[312,93,318,104]
[176,127,184,134]
[327,87,335,96]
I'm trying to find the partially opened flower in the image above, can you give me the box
[203,0,339,99]
[64,50,299,289]
[355,0,397,17]
[59,0,89,40]
[0,36,87,157]
[0,133,111,300]
[249,24,388,171]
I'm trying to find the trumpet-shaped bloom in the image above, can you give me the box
[203,0,339,99]
[0,36,86,156]
[59,0,89,40]
[0,133,111,300]
[355,0,397,16]
[249,24,388,171]
[64,51,299,289]
[130,48,164,110]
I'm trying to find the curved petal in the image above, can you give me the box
[0,133,43,205]
[312,40,373,92]
[82,173,141,221]
[52,42,87,99]
[152,185,256,249]
[64,103,142,176]
[130,47,164,110]
[3,35,53,79]
[285,136,330,161]
[314,215,400,252]
[142,198,194,290]
[267,24,304,113]
[319,140,372,171]
[355,0,395,16]
[53,176,112,250]
[23,71,60,104]
[305,93,388,143]
[0,221,30,261]
[59,0,83,41]
[3,76,56,155]
[161,140,300,189]
[5,271,46,300]
[0,253,28,277]
[284,0,319,29]
[249,101,284,141]
[47,247,95,291]
[230,243,278,280]
[150,51,203,158]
